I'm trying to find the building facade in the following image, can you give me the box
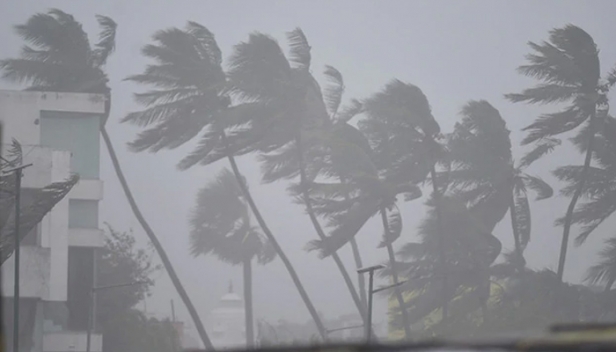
[1,90,106,352]
[207,283,246,350]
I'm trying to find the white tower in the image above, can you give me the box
[208,282,246,349]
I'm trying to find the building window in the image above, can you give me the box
[19,188,42,246]
[68,200,98,229]
[39,111,101,179]
[67,247,94,330]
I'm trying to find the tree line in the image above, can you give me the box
[2,9,616,348]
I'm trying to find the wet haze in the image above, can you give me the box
[2,0,616,344]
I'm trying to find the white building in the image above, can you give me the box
[207,283,246,350]
[1,90,106,352]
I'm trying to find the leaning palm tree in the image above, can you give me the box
[226,28,368,328]
[448,101,553,271]
[189,168,275,347]
[554,115,616,291]
[505,24,616,281]
[358,80,448,323]
[0,11,215,349]
[124,23,329,338]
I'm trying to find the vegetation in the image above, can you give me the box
[2,9,616,347]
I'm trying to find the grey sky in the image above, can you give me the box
[2,0,616,343]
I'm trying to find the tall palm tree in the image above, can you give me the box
[390,100,525,334]
[226,28,368,328]
[0,11,215,349]
[358,80,448,323]
[554,115,616,291]
[189,168,275,347]
[447,101,552,271]
[124,23,328,338]
[505,24,616,281]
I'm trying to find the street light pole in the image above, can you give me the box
[86,280,147,352]
[357,264,385,344]
[4,163,33,352]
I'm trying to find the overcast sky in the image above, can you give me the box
[2,0,616,344]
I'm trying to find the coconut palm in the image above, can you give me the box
[0,140,79,264]
[189,168,275,347]
[225,28,369,328]
[389,100,534,334]
[447,101,552,271]
[505,24,616,280]
[358,80,447,325]
[553,115,616,291]
[0,11,215,349]
[124,23,328,338]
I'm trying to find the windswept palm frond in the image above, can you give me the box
[585,237,616,291]
[1,174,79,265]
[92,15,117,67]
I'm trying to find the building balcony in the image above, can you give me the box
[1,245,51,299]
[68,228,105,248]
[43,331,102,352]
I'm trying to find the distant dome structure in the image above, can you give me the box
[207,281,246,349]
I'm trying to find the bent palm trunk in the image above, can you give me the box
[557,111,598,281]
[380,208,412,339]
[508,191,525,274]
[296,135,369,326]
[243,257,254,347]
[430,165,448,322]
[101,128,215,350]
[222,134,328,340]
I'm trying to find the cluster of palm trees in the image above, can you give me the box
[2,9,616,348]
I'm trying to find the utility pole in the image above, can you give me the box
[357,264,385,344]
[4,162,33,352]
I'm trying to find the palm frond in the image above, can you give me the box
[228,32,291,102]
[521,106,588,145]
[584,237,616,290]
[323,65,344,117]
[513,192,531,250]
[286,28,311,70]
[1,174,80,264]
[554,190,616,245]
[519,137,561,168]
[522,174,553,200]
[336,99,363,123]
[93,15,117,67]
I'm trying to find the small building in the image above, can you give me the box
[1,90,106,352]
[207,282,246,350]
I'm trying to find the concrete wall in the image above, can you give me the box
[1,246,51,299]
[0,90,105,147]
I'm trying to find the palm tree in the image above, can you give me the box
[505,24,616,281]
[358,80,447,324]
[447,101,553,271]
[189,168,275,347]
[390,100,526,334]
[553,115,616,291]
[0,140,80,264]
[124,23,328,338]
[0,11,215,349]
[225,28,368,328]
